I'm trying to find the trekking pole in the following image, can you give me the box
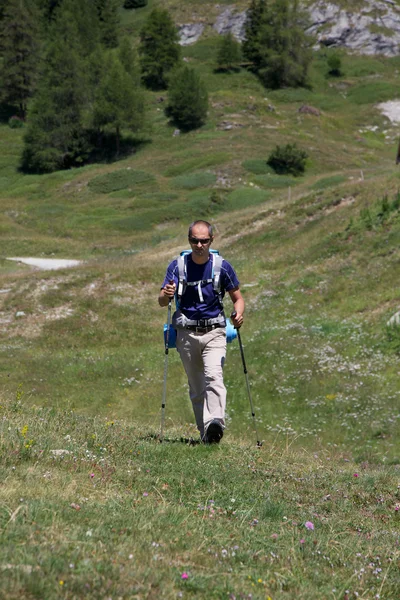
[160,298,172,442]
[231,312,262,447]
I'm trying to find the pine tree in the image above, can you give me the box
[50,0,100,58]
[216,32,242,72]
[242,0,267,69]
[139,7,181,90]
[0,0,42,119]
[165,66,208,131]
[22,3,91,172]
[118,37,140,84]
[243,0,312,89]
[94,0,119,48]
[91,53,145,155]
[36,0,62,23]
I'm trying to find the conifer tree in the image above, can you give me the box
[118,37,140,84]
[243,0,312,88]
[165,66,208,131]
[22,3,91,172]
[242,0,267,69]
[216,32,242,72]
[94,0,119,48]
[91,53,145,155]
[0,0,41,119]
[139,7,181,90]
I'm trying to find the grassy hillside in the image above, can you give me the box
[1,1,400,597]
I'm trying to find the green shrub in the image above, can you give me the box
[327,53,342,77]
[8,115,24,129]
[267,143,308,176]
[88,169,155,194]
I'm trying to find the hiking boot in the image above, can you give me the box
[204,420,224,444]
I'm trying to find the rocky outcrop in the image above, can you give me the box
[178,23,204,46]
[307,0,400,57]
[178,1,400,56]
[213,7,247,41]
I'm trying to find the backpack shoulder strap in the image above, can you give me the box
[177,253,187,301]
[212,253,224,303]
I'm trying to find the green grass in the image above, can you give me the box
[1,5,400,598]
[0,396,399,600]
[88,169,156,194]
[171,171,217,190]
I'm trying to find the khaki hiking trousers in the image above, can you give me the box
[176,327,227,438]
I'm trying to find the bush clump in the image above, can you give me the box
[267,143,308,176]
[327,53,343,77]
[8,116,24,129]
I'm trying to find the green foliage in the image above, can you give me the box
[171,171,216,189]
[95,0,120,48]
[216,32,242,72]
[118,37,141,84]
[346,191,400,235]
[327,52,343,77]
[124,0,147,7]
[243,0,313,89]
[139,7,181,90]
[242,0,266,67]
[21,4,93,172]
[8,115,24,129]
[0,0,41,119]
[88,169,155,193]
[267,143,308,176]
[165,65,208,131]
[91,53,145,154]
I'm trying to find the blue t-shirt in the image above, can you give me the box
[161,253,239,321]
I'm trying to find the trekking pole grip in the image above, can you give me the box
[230,310,243,329]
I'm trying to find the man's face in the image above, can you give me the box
[189,223,213,258]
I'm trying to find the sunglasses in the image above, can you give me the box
[189,237,211,245]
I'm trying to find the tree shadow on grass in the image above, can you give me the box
[0,102,19,123]
[86,131,151,165]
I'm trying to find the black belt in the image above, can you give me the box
[185,323,224,333]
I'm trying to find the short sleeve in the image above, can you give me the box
[220,260,239,292]
[161,260,179,290]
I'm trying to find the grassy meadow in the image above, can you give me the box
[1,2,400,597]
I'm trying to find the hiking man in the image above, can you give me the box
[159,220,244,443]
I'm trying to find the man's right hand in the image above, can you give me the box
[159,281,176,306]
[163,281,176,298]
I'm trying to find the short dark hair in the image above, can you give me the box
[188,220,213,238]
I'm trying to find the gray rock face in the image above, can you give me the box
[178,1,400,56]
[307,0,400,56]
[213,7,247,41]
[178,23,204,46]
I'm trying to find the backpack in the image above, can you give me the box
[164,249,238,348]
[176,249,223,307]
